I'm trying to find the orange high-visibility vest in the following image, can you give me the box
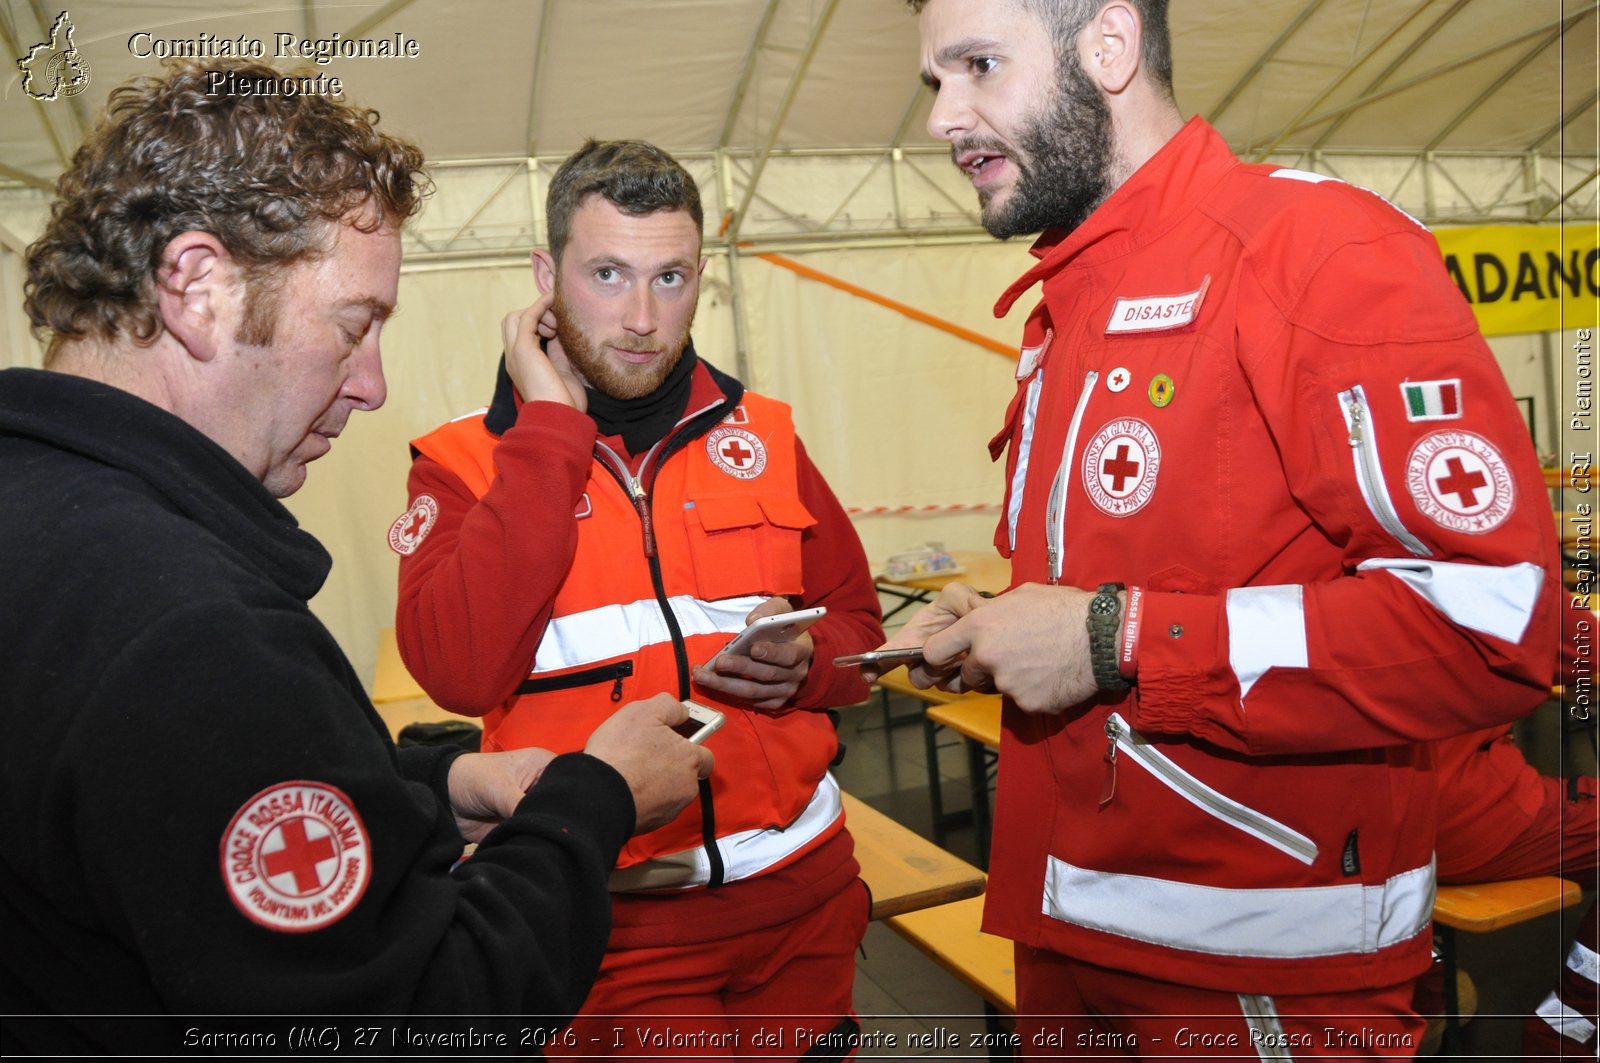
[412,392,842,888]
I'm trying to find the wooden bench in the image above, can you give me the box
[884,874,1583,1059]
[886,894,1016,1055]
[923,698,1003,866]
[842,791,985,920]
[1431,876,1584,1055]
[870,663,985,731]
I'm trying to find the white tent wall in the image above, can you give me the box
[744,242,1031,567]
[2,0,1594,691]
[0,179,1588,688]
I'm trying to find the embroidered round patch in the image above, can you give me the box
[387,494,438,556]
[220,781,371,933]
[1105,367,1132,393]
[705,426,768,480]
[1082,417,1162,517]
[1405,430,1515,534]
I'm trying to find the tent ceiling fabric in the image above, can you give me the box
[2,0,1595,187]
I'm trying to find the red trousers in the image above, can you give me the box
[556,876,869,1061]
[1013,946,1425,1060]
[1434,741,1598,1058]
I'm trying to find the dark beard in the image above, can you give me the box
[982,53,1115,240]
[553,288,690,400]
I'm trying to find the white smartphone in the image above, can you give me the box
[708,606,827,667]
[833,646,926,668]
[674,700,726,744]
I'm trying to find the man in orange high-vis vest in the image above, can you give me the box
[394,140,884,1060]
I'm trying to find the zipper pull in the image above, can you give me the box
[610,675,625,702]
[1346,396,1364,447]
[1100,718,1120,808]
[629,477,657,558]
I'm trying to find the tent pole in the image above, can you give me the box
[718,149,755,384]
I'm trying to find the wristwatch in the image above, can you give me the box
[1086,582,1130,692]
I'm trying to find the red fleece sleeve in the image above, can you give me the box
[789,438,885,710]
[395,401,594,714]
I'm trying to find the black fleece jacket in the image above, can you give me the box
[0,369,633,1054]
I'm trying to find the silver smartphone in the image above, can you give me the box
[708,606,827,667]
[832,646,927,668]
[674,700,726,744]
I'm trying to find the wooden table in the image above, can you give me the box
[875,550,1012,621]
[842,792,985,921]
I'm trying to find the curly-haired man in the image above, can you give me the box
[2,60,711,1052]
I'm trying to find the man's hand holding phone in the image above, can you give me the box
[854,581,992,690]
[693,598,822,712]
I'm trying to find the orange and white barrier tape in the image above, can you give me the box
[846,503,1001,516]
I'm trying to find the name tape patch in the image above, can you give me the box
[1105,277,1210,335]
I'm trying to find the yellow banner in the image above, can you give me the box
[1433,224,1600,336]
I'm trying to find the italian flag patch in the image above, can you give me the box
[1401,379,1462,421]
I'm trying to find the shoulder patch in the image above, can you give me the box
[221,781,372,933]
[388,495,439,556]
[1401,379,1463,422]
[706,426,767,480]
[1405,430,1515,534]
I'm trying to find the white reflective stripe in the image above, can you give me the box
[1535,991,1598,1044]
[1108,713,1317,865]
[1356,558,1545,644]
[1239,995,1293,1062]
[608,774,844,892]
[1270,168,1428,231]
[448,405,489,423]
[532,594,766,673]
[1569,937,1600,985]
[1041,856,1434,959]
[1227,585,1308,701]
[1007,371,1045,552]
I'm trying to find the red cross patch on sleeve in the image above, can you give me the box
[220,781,372,933]
[1405,430,1515,534]
[387,495,439,555]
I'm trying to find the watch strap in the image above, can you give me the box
[1086,582,1130,692]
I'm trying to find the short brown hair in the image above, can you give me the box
[908,0,1173,96]
[25,59,429,354]
[545,139,703,263]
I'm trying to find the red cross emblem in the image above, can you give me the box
[262,818,339,896]
[720,438,755,468]
[1106,367,1131,393]
[1406,431,1515,535]
[1083,418,1162,517]
[1433,456,1488,510]
[388,495,439,556]
[221,781,371,933]
[1101,444,1142,493]
[706,427,767,480]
